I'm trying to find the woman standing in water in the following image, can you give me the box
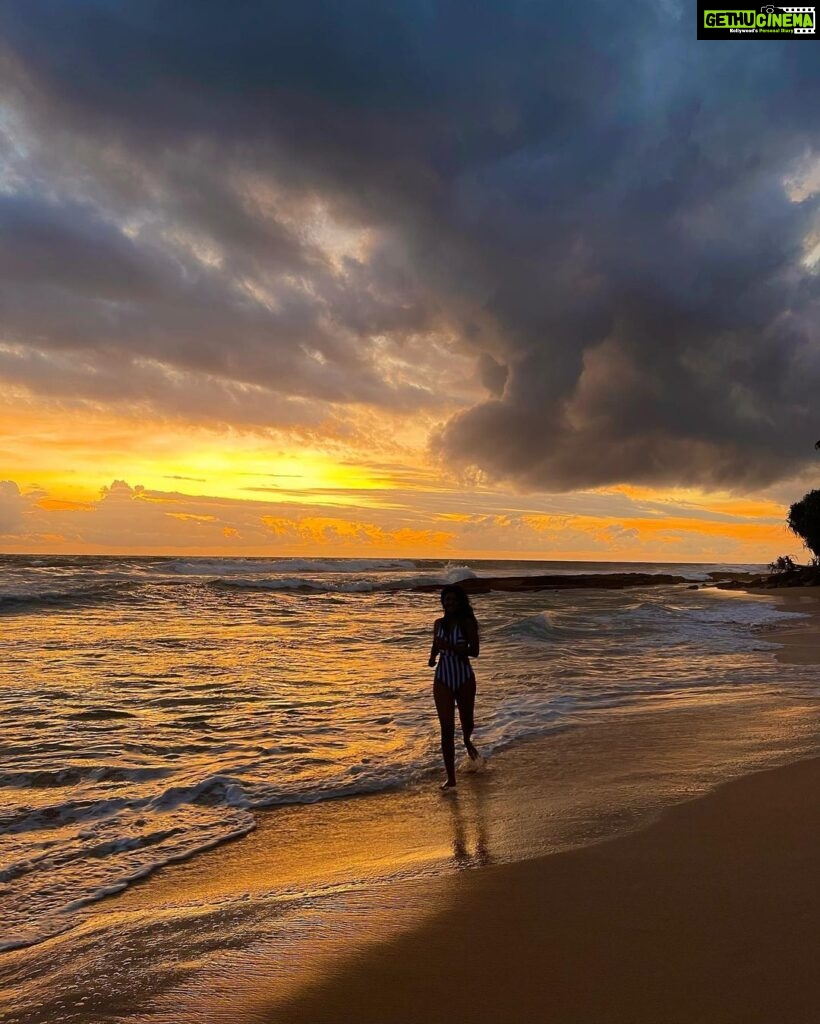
[428,584,480,789]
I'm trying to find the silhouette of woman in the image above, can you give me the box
[428,584,480,789]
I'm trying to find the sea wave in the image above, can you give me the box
[0,760,432,952]
[209,565,478,594]
[160,557,421,576]
[0,580,136,613]
[0,764,173,789]
[0,562,481,614]
[0,812,257,954]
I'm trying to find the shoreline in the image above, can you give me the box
[269,753,820,1024]
[262,592,820,1024]
[756,587,820,664]
[6,688,810,1024]
[3,586,820,1022]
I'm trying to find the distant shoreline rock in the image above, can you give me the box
[411,567,820,596]
[413,572,689,594]
[715,566,820,591]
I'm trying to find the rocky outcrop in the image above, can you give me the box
[715,567,820,590]
[413,572,688,594]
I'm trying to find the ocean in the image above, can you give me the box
[1,554,814,965]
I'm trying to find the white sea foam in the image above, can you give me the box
[209,564,478,593]
[160,557,420,576]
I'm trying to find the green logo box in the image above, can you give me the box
[697,2,817,38]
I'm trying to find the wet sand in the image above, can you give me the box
[269,754,820,1024]
[759,588,820,665]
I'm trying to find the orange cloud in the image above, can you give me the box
[611,516,789,544]
[166,512,219,522]
[605,485,785,522]
[0,444,796,561]
[261,514,454,552]
[518,511,790,557]
[36,498,94,512]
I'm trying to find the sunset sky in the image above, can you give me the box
[1,3,818,560]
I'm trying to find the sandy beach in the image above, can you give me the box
[270,755,820,1024]
[3,588,820,1024]
[263,590,820,1024]
[759,589,820,665]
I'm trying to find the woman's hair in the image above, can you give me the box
[440,583,477,623]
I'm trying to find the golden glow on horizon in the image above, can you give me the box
[1,396,406,504]
[522,512,789,546]
[606,485,785,521]
[0,390,798,562]
[261,515,455,552]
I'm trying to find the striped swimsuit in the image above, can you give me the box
[434,621,474,691]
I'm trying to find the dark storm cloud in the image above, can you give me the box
[1,1,818,488]
[0,191,436,410]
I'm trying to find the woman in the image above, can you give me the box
[428,584,480,789]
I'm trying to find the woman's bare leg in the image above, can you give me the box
[455,677,478,759]
[433,681,457,787]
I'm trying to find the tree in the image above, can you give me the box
[787,489,820,561]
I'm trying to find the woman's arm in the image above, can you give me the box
[463,618,479,658]
[428,619,441,666]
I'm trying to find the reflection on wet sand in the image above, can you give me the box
[447,778,492,869]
